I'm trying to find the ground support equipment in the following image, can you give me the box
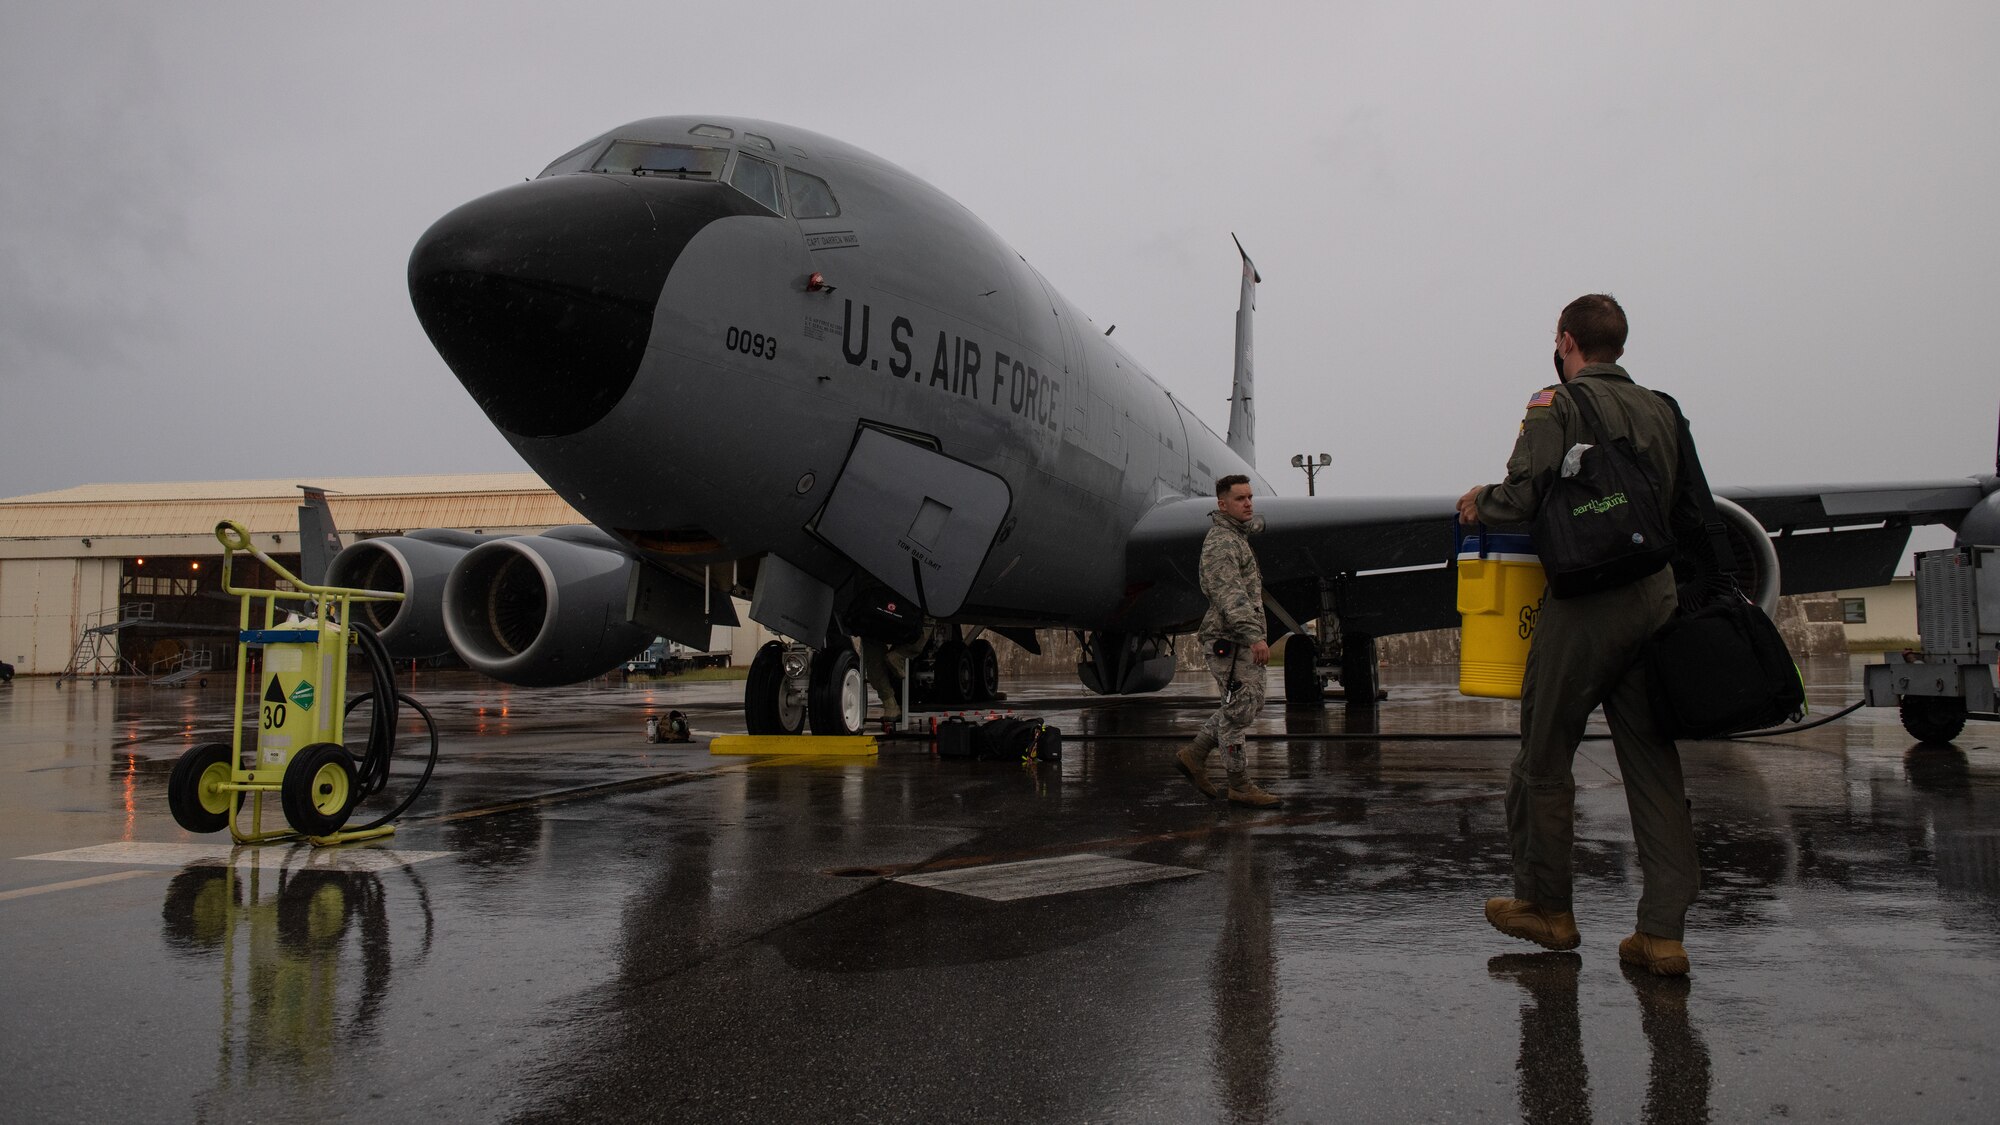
[1863,545,2000,742]
[166,520,431,846]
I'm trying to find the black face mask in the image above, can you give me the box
[1552,348,1564,381]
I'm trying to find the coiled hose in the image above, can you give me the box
[342,621,440,831]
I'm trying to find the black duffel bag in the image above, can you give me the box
[972,717,1062,762]
[1646,584,1805,738]
[1642,397,1805,738]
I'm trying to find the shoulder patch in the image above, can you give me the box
[1526,389,1557,409]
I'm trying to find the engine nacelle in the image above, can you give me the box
[1077,631,1178,696]
[326,530,489,657]
[1956,485,2000,547]
[442,531,652,686]
[1708,495,1781,616]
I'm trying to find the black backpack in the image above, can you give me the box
[1531,383,1677,598]
[1643,398,1807,737]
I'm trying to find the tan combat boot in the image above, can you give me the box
[1174,744,1221,799]
[1484,897,1582,951]
[1617,931,1691,977]
[1225,775,1281,808]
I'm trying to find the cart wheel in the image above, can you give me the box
[277,870,357,953]
[1901,696,1967,744]
[161,868,237,952]
[167,743,235,833]
[281,743,359,836]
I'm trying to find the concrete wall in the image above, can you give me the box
[0,558,122,674]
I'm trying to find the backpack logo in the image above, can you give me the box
[1571,491,1629,517]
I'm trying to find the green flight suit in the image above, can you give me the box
[1474,363,1702,941]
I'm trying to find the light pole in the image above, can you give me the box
[1290,452,1331,496]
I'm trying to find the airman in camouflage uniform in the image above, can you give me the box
[1458,294,1700,977]
[1176,475,1282,807]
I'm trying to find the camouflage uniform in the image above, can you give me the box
[1475,363,1702,941]
[862,635,925,721]
[1195,508,1267,778]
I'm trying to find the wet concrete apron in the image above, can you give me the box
[1,661,1996,1123]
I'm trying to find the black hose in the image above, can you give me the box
[340,622,441,831]
[918,698,1871,744]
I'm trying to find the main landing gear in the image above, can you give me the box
[744,630,1006,734]
[923,636,1001,706]
[1282,631,1379,708]
[745,639,868,736]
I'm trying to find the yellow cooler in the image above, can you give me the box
[1456,526,1546,699]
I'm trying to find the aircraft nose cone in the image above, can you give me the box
[409,174,752,438]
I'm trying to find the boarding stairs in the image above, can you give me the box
[150,646,216,687]
[55,603,153,687]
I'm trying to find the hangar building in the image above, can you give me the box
[2,475,592,677]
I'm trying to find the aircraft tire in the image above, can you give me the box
[745,641,805,735]
[968,639,1000,702]
[1901,696,1967,744]
[808,645,866,735]
[933,641,973,704]
[167,742,235,834]
[1340,633,1379,707]
[280,743,360,838]
[1284,635,1322,707]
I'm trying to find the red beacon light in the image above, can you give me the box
[806,271,835,293]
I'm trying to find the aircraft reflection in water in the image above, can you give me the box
[332,114,1999,734]
[159,859,434,1109]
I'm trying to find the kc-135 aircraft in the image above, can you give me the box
[328,115,2000,735]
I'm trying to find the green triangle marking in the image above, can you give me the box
[289,681,315,712]
[263,675,287,704]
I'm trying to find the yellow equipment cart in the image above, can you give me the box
[166,520,433,846]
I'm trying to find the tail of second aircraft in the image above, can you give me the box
[298,486,344,585]
[1227,235,1259,467]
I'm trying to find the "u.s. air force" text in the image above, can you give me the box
[841,299,1060,432]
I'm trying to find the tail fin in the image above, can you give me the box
[1227,235,1259,466]
[297,486,344,585]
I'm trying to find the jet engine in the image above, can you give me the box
[1705,495,1781,615]
[441,529,653,686]
[327,530,489,657]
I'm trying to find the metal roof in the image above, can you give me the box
[0,474,584,540]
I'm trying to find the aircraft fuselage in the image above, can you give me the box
[410,116,1266,633]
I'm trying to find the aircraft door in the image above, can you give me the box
[1031,274,1090,446]
[1155,393,1192,499]
[813,427,1013,618]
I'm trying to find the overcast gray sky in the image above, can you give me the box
[2,2,1994,519]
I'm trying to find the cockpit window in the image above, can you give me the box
[743,133,775,150]
[538,137,609,178]
[728,154,783,213]
[690,123,734,139]
[785,169,840,219]
[593,141,728,179]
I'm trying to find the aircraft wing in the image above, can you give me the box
[1126,477,1988,639]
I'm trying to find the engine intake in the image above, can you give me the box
[442,532,652,686]
[326,530,488,657]
[1702,495,1780,615]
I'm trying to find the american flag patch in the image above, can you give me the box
[1526,389,1557,409]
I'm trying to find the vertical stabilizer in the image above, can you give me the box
[1227,235,1259,466]
[297,486,344,585]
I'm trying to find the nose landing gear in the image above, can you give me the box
[746,639,869,736]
